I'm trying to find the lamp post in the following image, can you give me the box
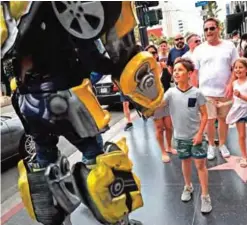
[135,1,149,48]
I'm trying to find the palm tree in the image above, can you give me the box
[204,1,222,18]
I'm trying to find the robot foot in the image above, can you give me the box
[128,219,143,225]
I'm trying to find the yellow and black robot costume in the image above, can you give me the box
[1,1,164,225]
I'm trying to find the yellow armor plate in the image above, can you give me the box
[18,160,36,220]
[114,1,137,39]
[72,79,111,131]
[9,1,29,20]
[0,5,8,46]
[119,52,164,117]
[10,77,17,91]
[87,138,143,223]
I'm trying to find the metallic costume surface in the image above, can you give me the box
[1,1,164,225]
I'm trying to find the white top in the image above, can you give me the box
[193,40,239,97]
[226,79,247,124]
[182,50,193,60]
[164,86,206,140]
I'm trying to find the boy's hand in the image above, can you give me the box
[193,132,203,146]
[234,90,241,98]
[158,100,166,108]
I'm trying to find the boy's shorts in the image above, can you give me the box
[174,139,207,159]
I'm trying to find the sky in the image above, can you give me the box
[158,0,228,37]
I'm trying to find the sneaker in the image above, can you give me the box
[219,145,230,158]
[207,145,216,160]
[124,122,133,131]
[201,195,212,213]
[181,184,194,202]
[240,158,247,168]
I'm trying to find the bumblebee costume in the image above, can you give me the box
[1,1,164,225]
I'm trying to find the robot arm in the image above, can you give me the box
[1,2,166,225]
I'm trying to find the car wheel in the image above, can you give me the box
[19,134,36,159]
[52,1,122,40]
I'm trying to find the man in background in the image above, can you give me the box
[167,34,189,74]
[182,33,201,60]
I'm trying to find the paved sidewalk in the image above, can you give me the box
[1,115,247,225]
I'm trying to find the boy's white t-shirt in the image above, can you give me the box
[226,79,247,124]
[193,40,239,97]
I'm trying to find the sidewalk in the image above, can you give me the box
[0,95,11,108]
[1,115,247,225]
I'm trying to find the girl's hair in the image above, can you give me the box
[145,45,158,53]
[174,57,195,72]
[240,33,247,55]
[233,58,247,77]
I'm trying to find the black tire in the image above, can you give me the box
[19,134,36,159]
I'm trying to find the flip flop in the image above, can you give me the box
[162,155,171,163]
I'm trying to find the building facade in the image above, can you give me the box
[226,1,247,35]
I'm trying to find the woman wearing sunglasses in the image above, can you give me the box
[145,45,177,163]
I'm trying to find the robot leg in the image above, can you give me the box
[72,137,144,225]
[17,114,80,225]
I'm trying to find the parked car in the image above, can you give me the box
[1,115,35,163]
[94,75,122,107]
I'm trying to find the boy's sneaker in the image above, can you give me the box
[201,195,212,213]
[207,145,216,160]
[219,145,230,158]
[181,184,194,202]
[124,122,133,131]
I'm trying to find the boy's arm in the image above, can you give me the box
[193,104,208,145]
[198,104,208,135]
[158,89,172,108]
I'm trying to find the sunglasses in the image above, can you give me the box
[175,37,184,41]
[195,40,201,44]
[204,27,216,32]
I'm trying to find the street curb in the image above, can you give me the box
[1,111,139,224]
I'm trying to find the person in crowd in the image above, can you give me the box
[237,33,247,57]
[145,44,176,163]
[121,93,133,131]
[226,58,247,168]
[182,33,201,60]
[158,40,169,62]
[167,34,189,74]
[159,58,212,213]
[192,17,239,160]
[231,30,240,48]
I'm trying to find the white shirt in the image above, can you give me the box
[226,79,247,124]
[182,50,193,60]
[193,40,239,97]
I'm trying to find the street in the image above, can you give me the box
[1,104,129,210]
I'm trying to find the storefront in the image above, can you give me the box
[226,1,247,35]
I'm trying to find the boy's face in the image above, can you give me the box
[173,63,191,83]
